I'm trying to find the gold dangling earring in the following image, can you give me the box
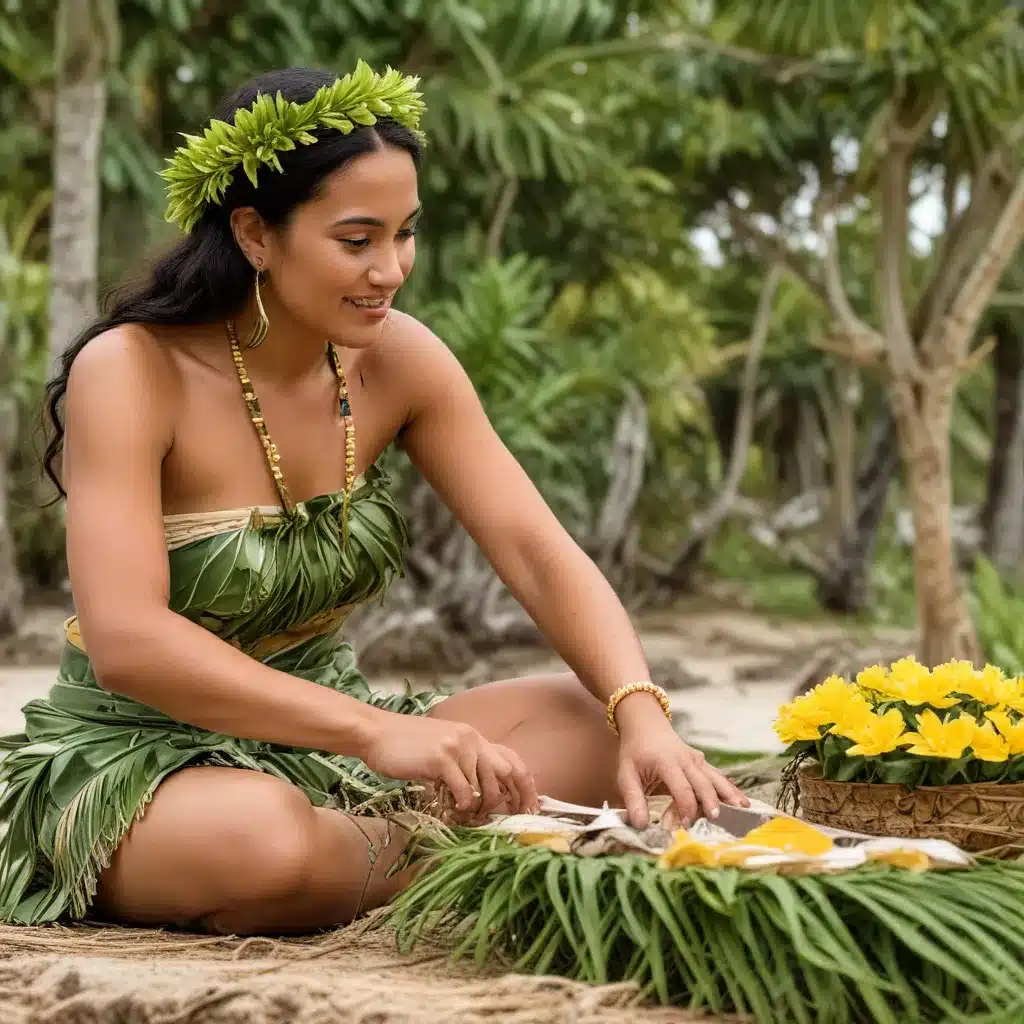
[247,264,270,349]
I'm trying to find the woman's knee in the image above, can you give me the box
[96,767,319,921]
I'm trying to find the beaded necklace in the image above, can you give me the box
[226,320,356,528]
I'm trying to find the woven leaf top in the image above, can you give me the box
[161,60,426,233]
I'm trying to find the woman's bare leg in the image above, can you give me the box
[93,672,622,934]
[93,766,414,934]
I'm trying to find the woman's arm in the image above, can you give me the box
[392,314,748,824]
[62,328,534,813]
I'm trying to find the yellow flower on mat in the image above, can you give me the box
[856,664,904,701]
[970,722,1010,763]
[984,710,1024,755]
[867,847,930,872]
[739,818,834,856]
[901,709,977,758]
[658,832,720,869]
[514,833,571,853]
[839,708,913,757]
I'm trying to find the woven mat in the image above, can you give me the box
[0,919,725,1023]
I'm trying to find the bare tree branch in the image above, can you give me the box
[875,132,922,379]
[485,177,519,260]
[914,151,1014,354]
[936,171,1024,367]
[813,195,885,353]
[726,206,828,305]
[659,263,783,581]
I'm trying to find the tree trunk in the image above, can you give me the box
[49,0,114,371]
[816,409,900,613]
[981,314,1024,578]
[0,395,23,637]
[900,382,979,666]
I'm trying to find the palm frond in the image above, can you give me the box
[386,828,1024,1023]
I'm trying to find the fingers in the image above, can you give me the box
[438,760,477,814]
[682,751,720,822]
[473,755,505,820]
[708,764,750,807]
[497,744,538,815]
[660,761,699,826]
[459,742,537,820]
[617,760,650,828]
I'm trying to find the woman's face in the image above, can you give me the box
[267,144,420,348]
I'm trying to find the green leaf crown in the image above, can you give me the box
[161,60,426,233]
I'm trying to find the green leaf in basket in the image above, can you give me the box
[875,757,927,786]
[833,754,866,782]
[932,756,971,787]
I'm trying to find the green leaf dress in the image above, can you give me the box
[0,341,441,925]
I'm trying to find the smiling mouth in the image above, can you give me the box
[345,296,391,308]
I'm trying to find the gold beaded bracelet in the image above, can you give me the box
[605,681,673,734]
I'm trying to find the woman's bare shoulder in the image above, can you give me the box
[68,323,181,394]
[65,324,183,458]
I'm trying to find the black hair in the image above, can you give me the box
[42,66,422,496]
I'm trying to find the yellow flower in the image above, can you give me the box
[893,658,959,709]
[890,656,930,690]
[739,818,834,856]
[970,721,1010,763]
[658,832,719,869]
[901,709,977,758]
[984,709,1024,755]
[789,675,873,728]
[829,699,888,741]
[773,709,824,744]
[1001,678,1024,715]
[856,664,904,700]
[841,708,913,757]
[929,659,976,695]
[867,847,930,872]
[514,833,571,853]
[957,664,1015,707]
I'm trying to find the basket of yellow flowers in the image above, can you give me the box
[775,657,1024,854]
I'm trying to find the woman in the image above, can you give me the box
[0,63,746,934]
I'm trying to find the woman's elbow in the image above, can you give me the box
[81,615,165,692]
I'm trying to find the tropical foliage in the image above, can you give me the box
[5,0,1024,665]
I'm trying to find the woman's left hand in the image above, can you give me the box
[613,695,750,829]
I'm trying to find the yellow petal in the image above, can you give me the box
[515,833,571,853]
[739,818,834,856]
[868,847,930,872]
[657,831,720,869]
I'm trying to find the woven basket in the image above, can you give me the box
[797,763,1024,855]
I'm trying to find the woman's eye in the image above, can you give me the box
[398,228,418,239]
[342,238,371,249]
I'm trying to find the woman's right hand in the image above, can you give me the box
[356,711,538,820]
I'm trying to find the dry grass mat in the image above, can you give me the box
[0,920,728,1024]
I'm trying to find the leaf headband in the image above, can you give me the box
[161,60,426,233]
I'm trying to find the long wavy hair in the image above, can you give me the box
[42,66,422,497]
